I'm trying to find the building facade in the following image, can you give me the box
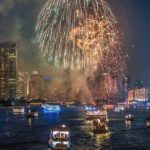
[128,87,148,104]
[29,71,51,99]
[42,75,51,98]
[29,71,43,99]
[17,72,28,97]
[0,42,17,100]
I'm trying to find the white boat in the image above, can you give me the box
[48,125,71,150]
[13,107,25,113]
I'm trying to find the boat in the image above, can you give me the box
[42,104,60,113]
[84,105,97,111]
[114,106,125,112]
[92,118,108,134]
[13,107,25,114]
[48,125,71,150]
[125,114,134,121]
[85,108,109,133]
[145,117,150,128]
[86,109,108,121]
[27,110,38,118]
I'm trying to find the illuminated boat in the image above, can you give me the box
[13,107,25,114]
[145,117,150,128]
[27,110,38,118]
[125,114,134,121]
[48,125,71,150]
[42,104,61,113]
[86,109,108,121]
[114,106,125,112]
[92,118,108,134]
[84,105,97,111]
[85,108,109,133]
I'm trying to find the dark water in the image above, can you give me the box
[0,106,150,150]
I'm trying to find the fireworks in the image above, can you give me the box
[35,0,126,75]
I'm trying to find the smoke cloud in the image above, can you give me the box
[0,0,121,103]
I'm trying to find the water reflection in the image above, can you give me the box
[125,120,132,129]
[95,132,111,148]
[1,107,150,149]
[28,118,32,126]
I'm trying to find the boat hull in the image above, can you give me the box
[48,140,71,150]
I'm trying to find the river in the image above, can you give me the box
[0,106,150,150]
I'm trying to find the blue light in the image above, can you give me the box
[85,106,97,111]
[42,104,61,113]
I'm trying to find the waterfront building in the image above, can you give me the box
[42,75,51,98]
[128,87,148,104]
[17,72,28,97]
[29,71,52,99]
[0,41,18,100]
[29,71,43,99]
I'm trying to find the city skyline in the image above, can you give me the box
[0,1,150,150]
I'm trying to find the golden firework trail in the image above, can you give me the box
[36,0,126,77]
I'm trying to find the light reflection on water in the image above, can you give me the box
[0,107,150,150]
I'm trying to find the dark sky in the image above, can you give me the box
[108,0,150,87]
[0,0,150,87]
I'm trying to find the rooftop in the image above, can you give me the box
[0,41,17,49]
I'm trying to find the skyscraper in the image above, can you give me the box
[42,75,51,98]
[17,72,28,97]
[0,41,18,100]
[29,71,43,99]
[29,71,52,99]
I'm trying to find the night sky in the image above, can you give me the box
[0,0,150,87]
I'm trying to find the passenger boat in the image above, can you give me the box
[92,118,108,134]
[42,104,60,113]
[48,125,71,150]
[125,114,134,121]
[27,110,38,118]
[13,107,25,114]
[86,109,108,121]
[145,117,150,128]
[85,108,109,134]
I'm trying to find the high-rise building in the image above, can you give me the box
[42,75,51,98]
[29,71,43,99]
[29,71,52,99]
[17,72,28,97]
[123,76,131,90]
[121,76,131,102]
[0,41,18,100]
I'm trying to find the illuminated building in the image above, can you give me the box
[17,72,28,97]
[127,90,135,104]
[134,88,148,101]
[29,71,43,99]
[123,76,130,92]
[0,42,17,100]
[128,87,148,104]
[29,71,51,99]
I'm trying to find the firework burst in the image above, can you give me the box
[36,0,125,74]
